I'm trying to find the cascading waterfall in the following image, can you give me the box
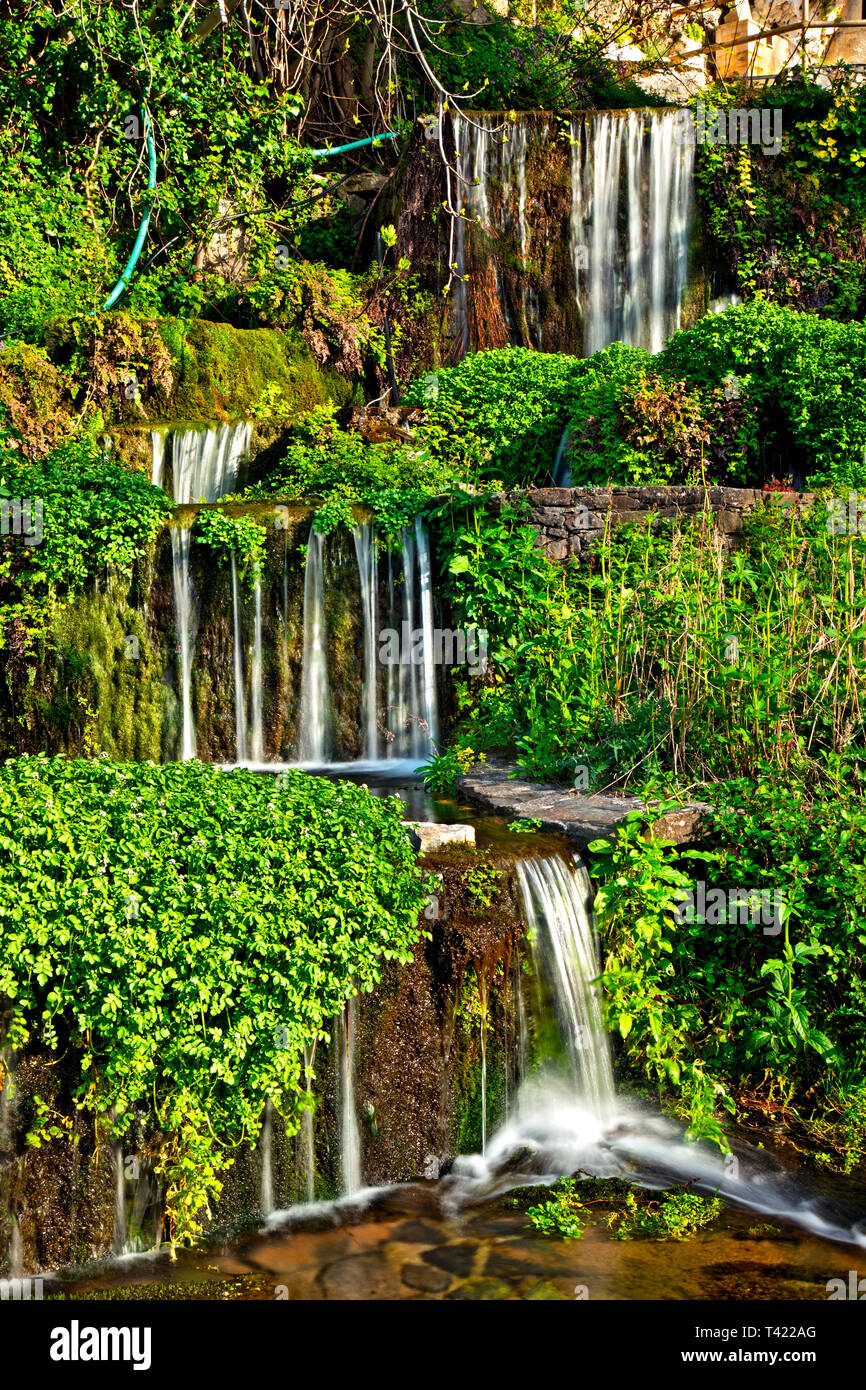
[297,527,331,764]
[294,519,438,766]
[571,109,694,355]
[335,1000,362,1197]
[516,855,615,1121]
[152,422,252,761]
[452,109,693,358]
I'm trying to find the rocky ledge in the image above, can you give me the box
[456,762,709,847]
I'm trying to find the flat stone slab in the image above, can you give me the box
[405,821,475,852]
[456,764,708,847]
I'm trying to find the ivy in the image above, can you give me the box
[0,757,429,1250]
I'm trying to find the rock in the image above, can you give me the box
[401,1261,452,1293]
[405,822,475,852]
[422,1241,476,1277]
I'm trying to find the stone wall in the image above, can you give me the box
[489,485,809,563]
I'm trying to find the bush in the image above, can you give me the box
[0,757,428,1247]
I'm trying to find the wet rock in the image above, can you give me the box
[405,822,475,852]
[523,1279,572,1300]
[318,1251,401,1300]
[390,1219,448,1246]
[401,1261,451,1293]
[446,1277,512,1300]
[422,1241,476,1278]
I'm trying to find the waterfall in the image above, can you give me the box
[571,109,694,356]
[230,553,247,764]
[516,856,615,1121]
[296,518,438,766]
[353,523,379,761]
[335,1000,362,1196]
[301,1042,317,1203]
[152,421,252,761]
[260,1100,274,1217]
[452,109,693,358]
[171,527,197,762]
[113,1144,127,1255]
[250,577,264,763]
[297,527,331,764]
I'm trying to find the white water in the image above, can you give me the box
[446,855,866,1250]
[453,109,693,357]
[295,520,438,766]
[572,109,694,355]
[297,527,331,763]
[336,1000,362,1197]
[152,422,252,760]
[260,1099,274,1217]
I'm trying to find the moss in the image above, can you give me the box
[50,570,164,761]
[155,317,351,423]
[0,342,84,452]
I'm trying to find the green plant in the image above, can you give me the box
[608,1188,723,1241]
[526,1178,589,1241]
[0,757,429,1251]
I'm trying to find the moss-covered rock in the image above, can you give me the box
[155,317,352,423]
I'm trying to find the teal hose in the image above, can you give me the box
[101,105,157,311]
[99,121,398,309]
[309,131,399,159]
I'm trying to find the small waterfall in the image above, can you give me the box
[516,856,615,1121]
[297,527,331,763]
[335,1000,362,1196]
[250,577,264,763]
[571,109,694,355]
[301,1042,317,1203]
[230,553,247,764]
[296,518,438,766]
[260,1100,274,1217]
[153,421,252,761]
[171,527,196,761]
[150,430,166,490]
[353,523,379,761]
[113,1144,127,1255]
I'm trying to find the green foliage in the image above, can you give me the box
[0,757,428,1249]
[415,303,866,491]
[246,403,466,543]
[608,1188,723,1241]
[526,1178,588,1241]
[660,302,866,488]
[0,438,170,602]
[435,490,866,786]
[588,775,866,1135]
[694,76,866,320]
[411,17,646,113]
[0,3,313,334]
[464,863,503,911]
[193,510,267,590]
